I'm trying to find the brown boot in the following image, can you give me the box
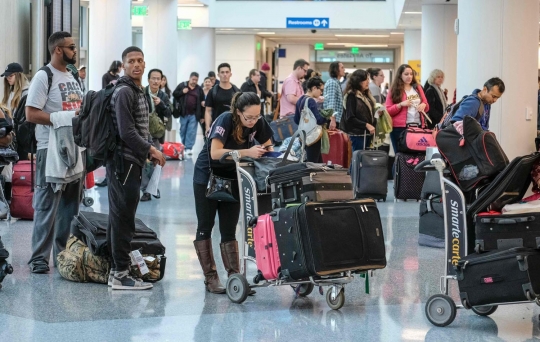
[220,240,240,277]
[193,239,226,294]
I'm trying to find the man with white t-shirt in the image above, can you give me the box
[25,31,84,273]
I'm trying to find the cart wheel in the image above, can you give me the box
[461,298,471,310]
[425,294,457,327]
[326,288,345,310]
[83,197,94,207]
[226,274,250,304]
[471,305,498,316]
[474,244,481,254]
[6,265,13,274]
[292,283,314,297]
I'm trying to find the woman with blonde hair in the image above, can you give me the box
[423,69,447,129]
[1,63,29,114]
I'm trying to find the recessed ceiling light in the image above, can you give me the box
[335,34,389,38]
[404,12,422,14]
[258,32,275,35]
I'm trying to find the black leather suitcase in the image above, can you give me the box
[456,247,540,307]
[351,149,388,201]
[394,153,425,200]
[272,199,386,280]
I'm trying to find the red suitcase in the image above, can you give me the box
[162,142,185,160]
[254,213,281,281]
[10,160,35,220]
[85,171,95,189]
[322,130,352,168]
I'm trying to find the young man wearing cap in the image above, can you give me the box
[77,65,86,94]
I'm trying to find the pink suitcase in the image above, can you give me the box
[254,214,281,281]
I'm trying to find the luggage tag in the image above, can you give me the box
[130,250,149,275]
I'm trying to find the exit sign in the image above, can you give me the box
[351,47,359,54]
[132,5,148,16]
[314,43,324,50]
[177,19,192,30]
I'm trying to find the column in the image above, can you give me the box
[142,0,178,88]
[88,0,131,91]
[403,30,421,66]
[421,4,457,94]
[177,28,215,85]
[456,0,538,158]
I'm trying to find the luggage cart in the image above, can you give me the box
[415,154,537,327]
[223,150,356,310]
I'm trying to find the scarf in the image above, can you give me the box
[432,83,447,110]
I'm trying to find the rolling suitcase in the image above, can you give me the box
[456,247,540,307]
[394,152,425,201]
[85,171,95,189]
[351,135,388,201]
[322,130,352,168]
[162,142,185,160]
[253,213,281,281]
[272,199,386,280]
[10,160,34,220]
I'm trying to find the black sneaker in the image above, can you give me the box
[95,178,108,187]
[152,190,160,199]
[111,270,153,290]
[29,260,50,274]
[140,193,151,201]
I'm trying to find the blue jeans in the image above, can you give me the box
[180,114,197,149]
[350,135,372,153]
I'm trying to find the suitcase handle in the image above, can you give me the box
[480,216,535,224]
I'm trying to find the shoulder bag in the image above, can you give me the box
[297,97,322,146]
[205,142,238,202]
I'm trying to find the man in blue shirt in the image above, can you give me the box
[452,77,505,130]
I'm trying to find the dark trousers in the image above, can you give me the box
[193,182,240,243]
[350,135,373,152]
[106,157,142,271]
[389,127,407,154]
[306,138,323,163]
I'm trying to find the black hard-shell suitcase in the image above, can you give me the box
[419,196,444,248]
[272,199,386,280]
[394,153,425,200]
[456,247,540,307]
[71,212,166,257]
[467,153,540,252]
[351,149,388,201]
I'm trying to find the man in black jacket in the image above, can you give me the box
[172,72,204,155]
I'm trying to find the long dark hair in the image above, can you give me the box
[366,67,381,81]
[108,60,122,74]
[230,92,261,144]
[161,75,172,97]
[390,64,418,104]
[344,69,370,96]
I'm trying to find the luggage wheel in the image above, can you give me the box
[291,283,314,297]
[326,285,345,310]
[471,305,498,316]
[226,274,250,304]
[83,197,94,207]
[425,294,457,327]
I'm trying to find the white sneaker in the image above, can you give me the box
[111,270,153,290]
[186,149,192,155]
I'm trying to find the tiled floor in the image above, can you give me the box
[1,131,540,342]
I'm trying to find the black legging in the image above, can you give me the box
[193,182,240,243]
[305,138,323,163]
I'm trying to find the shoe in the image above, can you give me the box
[152,189,160,199]
[29,260,50,274]
[140,193,151,201]
[186,149,192,155]
[108,268,116,287]
[111,270,153,290]
[193,239,226,294]
[0,237,8,260]
[96,178,108,187]
[221,240,256,295]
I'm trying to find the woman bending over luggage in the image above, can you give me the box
[340,69,377,152]
[385,64,429,153]
[193,92,273,294]
[294,77,328,163]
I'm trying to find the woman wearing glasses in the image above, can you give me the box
[294,77,327,163]
[193,92,273,294]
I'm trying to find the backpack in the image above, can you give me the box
[149,112,165,139]
[72,83,118,172]
[171,82,186,119]
[211,83,240,118]
[438,95,484,130]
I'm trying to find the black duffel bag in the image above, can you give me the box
[70,211,166,257]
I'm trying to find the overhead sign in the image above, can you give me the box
[351,47,359,54]
[177,19,192,30]
[132,5,148,16]
[286,17,330,29]
[314,43,324,50]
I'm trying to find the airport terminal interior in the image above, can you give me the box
[1,0,540,341]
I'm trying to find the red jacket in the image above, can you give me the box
[385,85,429,128]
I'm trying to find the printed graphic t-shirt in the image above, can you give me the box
[26,64,83,150]
[405,87,421,124]
[193,112,273,185]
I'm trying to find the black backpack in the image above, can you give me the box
[438,95,484,130]
[72,83,118,172]
[211,83,240,118]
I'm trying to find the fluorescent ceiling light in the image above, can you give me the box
[390,32,404,35]
[279,37,338,41]
[404,11,421,14]
[218,28,236,31]
[258,32,275,35]
[178,3,204,7]
[335,34,389,38]
[328,43,388,47]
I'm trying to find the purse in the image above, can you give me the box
[269,107,298,144]
[205,143,238,202]
[397,113,436,154]
[297,97,322,146]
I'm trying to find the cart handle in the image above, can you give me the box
[219,151,236,164]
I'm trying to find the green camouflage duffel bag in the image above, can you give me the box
[57,235,111,283]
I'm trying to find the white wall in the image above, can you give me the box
[276,44,310,92]
[215,34,256,86]
[177,28,215,86]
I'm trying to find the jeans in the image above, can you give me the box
[350,135,373,153]
[106,157,142,271]
[389,127,407,155]
[29,149,83,266]
[193,182,240,243]
[180,114,198,150]
[306,138,323,163]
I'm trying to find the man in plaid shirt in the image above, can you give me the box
[323,61,345,130]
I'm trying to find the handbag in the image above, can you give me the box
[297,97,322,146]
[397,113,436,154]
[269,108,298,144]
[205,143,238,202]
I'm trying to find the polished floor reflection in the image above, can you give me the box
[1,132,540,342]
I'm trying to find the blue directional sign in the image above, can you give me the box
[286,17,330,29]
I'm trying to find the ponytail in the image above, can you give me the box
[230,92,261,144]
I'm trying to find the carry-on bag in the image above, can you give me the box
[455,247,540,307]
[394,153,425,200]
[322,130,352,168]
[398,124,436,154]
[162,142,185,160]
[10,160,34,220]
[272,199,386,280]
[85,171,95,189]
[268,162,353,208]
[351,133,388,201]
[270,114,298,144]
[253,213,281,281]
[71,211,166,256]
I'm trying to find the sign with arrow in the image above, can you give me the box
[286,17,330,29]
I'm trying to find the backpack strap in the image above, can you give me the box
[38,66,54,95]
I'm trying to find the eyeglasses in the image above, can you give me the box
[240,112,261,122]
[59,45,77,51]
[302,68,309,73]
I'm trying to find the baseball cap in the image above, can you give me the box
[261,63,270,71]
[78,65,86,70]
[1,63,23,77]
